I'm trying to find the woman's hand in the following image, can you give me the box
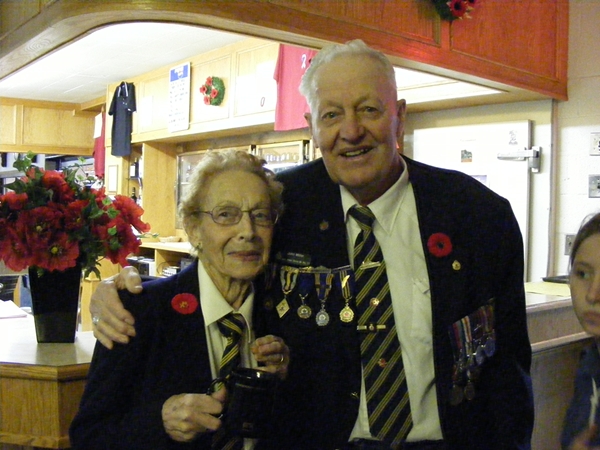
[161,389,227,442]
[251,335,290,379]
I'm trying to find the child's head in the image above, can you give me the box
[570,212,600,336]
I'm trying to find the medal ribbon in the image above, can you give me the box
[315,272,334,304]
[280,266,298,297]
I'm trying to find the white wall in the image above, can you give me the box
[403,0,600,282]
[554,0,600,275]
[404,100,553,282]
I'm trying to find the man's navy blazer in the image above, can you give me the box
[258,156,533,450]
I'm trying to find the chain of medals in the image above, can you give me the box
[276,265,355,326]
[449,302,496,406]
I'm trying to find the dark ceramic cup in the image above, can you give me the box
[209,367,279,438]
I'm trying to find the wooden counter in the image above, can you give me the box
[0,315,96,449]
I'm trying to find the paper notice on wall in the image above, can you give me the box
[93,113,103,138]
[168,62,191,133]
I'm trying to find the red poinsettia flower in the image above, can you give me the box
[42,170,75,203]
[171,293,199,315]
[110,195,151,234]
[447,0,467,18]
[0,192,28,210]
[427,233,453,257]
[34,231,80,271]
[203,96,211,105]
[206,76,213,86]
[199,85,207,95]
[0,153,150,277]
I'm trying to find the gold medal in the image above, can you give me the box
[276,299,290,318]
[297,303,312,319]
[339,271,355,324]
[340,305,354,323]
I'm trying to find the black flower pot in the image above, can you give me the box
[28,264,82,343]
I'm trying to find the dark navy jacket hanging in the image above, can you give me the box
[109,81,136,157]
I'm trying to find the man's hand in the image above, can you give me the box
[162,390,226,443]
[90,266,142,349]
[251,335,290,379]
[569,425,600,450]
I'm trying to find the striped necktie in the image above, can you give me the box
[213,313,245,450]
[349,205,412,447]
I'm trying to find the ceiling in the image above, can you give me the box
[0,22,500,107]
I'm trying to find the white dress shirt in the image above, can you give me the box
[198,261,257,449]
[342,158,443,442]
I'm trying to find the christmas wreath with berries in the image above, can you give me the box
[432,0,478,21]
[200,76,225,106]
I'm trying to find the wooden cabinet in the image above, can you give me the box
[104,38,277,146]
[0,98,94,155]
[233,42,278,118]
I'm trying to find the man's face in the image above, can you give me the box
[306,54,405,205]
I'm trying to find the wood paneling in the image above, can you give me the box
[140,142,177,237]
[0,98,94,155]
[0,0,568,103]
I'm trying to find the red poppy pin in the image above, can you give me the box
[427,233,453,258]
[171,293,199,315]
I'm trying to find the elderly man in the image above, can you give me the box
[91,40,533,450]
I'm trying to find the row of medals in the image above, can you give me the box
[449,331,496,406]
[275,265,355,327]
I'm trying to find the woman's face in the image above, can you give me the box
[195,170,273,289]
[570,233,600,336]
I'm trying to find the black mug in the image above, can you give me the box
[209,367,279,438]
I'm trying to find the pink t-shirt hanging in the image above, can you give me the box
[273,44,318,131]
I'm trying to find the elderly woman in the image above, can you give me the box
[69,150,289,450]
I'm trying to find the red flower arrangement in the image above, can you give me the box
[199,76,225,106]
[171,293,199,314]
[432,0,478,21]
[427,233,453,258]
[0,153,151,277]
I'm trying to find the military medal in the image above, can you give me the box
[449,361,465,406]
[277,266,298,319]
[464,380,476,401]
[339,270,355,323]
[482,303,496,358]
[315,271,334,327]
[296,273,313,319]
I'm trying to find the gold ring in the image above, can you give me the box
[92,315,100,326]
[278,354,284,364]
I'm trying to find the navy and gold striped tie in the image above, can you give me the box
[349,205,412,447]
[213,313,245,450]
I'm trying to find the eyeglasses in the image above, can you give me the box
[197,206,278,227]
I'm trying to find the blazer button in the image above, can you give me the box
[350,391,359,400]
